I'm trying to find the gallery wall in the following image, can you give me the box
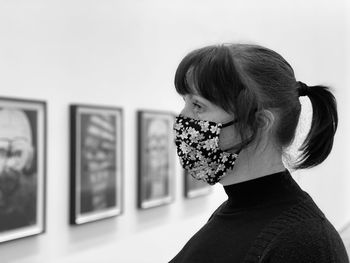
[0,0,349,262]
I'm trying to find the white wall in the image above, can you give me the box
[0,0,349,262]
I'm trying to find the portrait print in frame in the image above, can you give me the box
[70,104,123,225]
[0,97,46,243]
[137,110,175,209]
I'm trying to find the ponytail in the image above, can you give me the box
[295,85,338,169]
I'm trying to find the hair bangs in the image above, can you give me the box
[175,46,242,113]
[174,47,211,95]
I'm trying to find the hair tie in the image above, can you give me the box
[297,81,310,97]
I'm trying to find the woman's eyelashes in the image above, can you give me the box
[192,100,206,114]
[181,96,205,115]
[192,102,202,110]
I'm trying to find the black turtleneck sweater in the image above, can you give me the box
[169,170,349,263]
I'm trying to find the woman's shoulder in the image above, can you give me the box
[259,217,349,263]
[245,196,349,263]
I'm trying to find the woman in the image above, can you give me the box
[170,44,349,262]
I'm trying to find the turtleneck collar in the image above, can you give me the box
[223,169,304,210]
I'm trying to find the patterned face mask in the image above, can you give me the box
[173,115,239,185]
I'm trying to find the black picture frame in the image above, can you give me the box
[137,110,175,209]
[184,169,211,199]
[0,97,46,243]
[70,104,123,225]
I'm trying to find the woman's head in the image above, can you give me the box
[175,44,338,169]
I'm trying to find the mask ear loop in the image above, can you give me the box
[221,119,238,128]
[222,137,252,153]
[220,119,253,153]
[220,119,240,152]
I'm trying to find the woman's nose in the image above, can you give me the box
[179,107,187,116]
[180,104,195,119]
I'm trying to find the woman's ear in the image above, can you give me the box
[255,109,275,132]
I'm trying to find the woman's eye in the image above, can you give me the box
[192,102,202,110]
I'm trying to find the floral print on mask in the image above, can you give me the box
[173,115,239,185]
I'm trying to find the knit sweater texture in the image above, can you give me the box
[169,170,349,263]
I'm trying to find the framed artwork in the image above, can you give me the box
[184,170,211,199]
[137,110,175,209]
[0,97,46,243]
[70,104,123,225]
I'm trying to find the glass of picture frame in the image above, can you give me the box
[137,110,176,209]
[70,104,123,225]
[184,170,211,199]
[0,97,46,243]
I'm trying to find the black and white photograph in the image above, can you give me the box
[137,110,175,209]
[184,170,211,199]
[70,105,123,225]
[1,1,349,262]
[0,97,46,243]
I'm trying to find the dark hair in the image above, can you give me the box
[174,44,338,169]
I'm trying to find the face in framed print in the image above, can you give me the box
[184,169,211,199]
[137,110,175,209]
[70,105,123,225]
[0,97,46,243]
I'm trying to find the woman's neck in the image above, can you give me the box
[219,142,286,186]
